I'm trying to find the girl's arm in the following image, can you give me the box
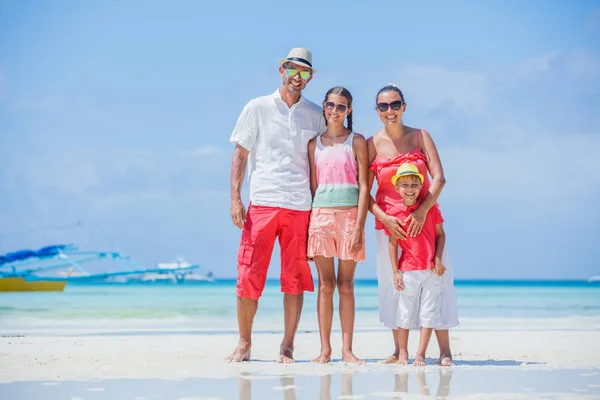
[308,137,318,199]
[353,133,369,232]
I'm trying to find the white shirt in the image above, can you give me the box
[230,89,326,211]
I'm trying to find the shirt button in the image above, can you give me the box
[333,211,337,216]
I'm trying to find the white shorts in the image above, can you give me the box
[396,270,442,329]
[375,229,459,330]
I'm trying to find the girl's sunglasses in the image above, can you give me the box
[286,68,312,80]
[376,100,404,112]
[324,101,348,113]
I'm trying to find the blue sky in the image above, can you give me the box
[1,0,599,279]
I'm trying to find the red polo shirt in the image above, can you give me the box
[385,201,444,272]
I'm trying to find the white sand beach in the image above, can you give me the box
[2,330,599,383]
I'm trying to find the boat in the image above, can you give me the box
[588,276,600,283]
[0,244,205,291]
[135,257,215,284]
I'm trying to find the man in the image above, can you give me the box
[228,48,326,363]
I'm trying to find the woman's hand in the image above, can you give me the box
[404,206,427,237]
[383,215,407,240]
[349,228,363,255]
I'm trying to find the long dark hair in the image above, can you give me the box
[323,86,353,131]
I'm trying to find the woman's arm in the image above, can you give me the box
[406,129,447,237]
[367,137,408,240]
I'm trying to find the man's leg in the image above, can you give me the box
[227,205,278,362]
[278,208,313,363]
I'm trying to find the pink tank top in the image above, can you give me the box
[370,145,430,231]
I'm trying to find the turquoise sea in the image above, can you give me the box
[0,279,600,335]
[1,280,599,336]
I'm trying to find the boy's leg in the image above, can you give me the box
[313,255,336,363]
[278,208,313,363]
[395,270,421,364]
[228,205,278,362]
[338,259,363,364]
[415,272,443,366]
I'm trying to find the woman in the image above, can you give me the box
[367,84,458,365]
[308,87,369,364]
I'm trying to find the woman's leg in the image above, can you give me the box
[375,229,400,363]
[313,255,336,363]
[434,329,453,366]
[337,259,363,363]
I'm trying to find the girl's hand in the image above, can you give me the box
[404,206,427,237]
[349,228,363,255]
[383,215,407,240]
[394,271,404,290]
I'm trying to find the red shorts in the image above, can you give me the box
[236,204,314,300]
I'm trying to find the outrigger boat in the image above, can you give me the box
[0,244,204,292]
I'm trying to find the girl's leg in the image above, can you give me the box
[337,259,363,364]
[313,255,336,363]
[434,329,454,366]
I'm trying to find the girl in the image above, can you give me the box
[307,86,369,364]
[368,84,459,366]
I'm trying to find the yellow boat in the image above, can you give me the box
[0,277,66,292]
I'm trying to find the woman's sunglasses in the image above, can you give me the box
[285,68,312,81]
[376,100,404,112]
[324,101,348,113]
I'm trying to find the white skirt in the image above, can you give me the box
[375,229,459,330]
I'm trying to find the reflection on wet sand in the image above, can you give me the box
[237,369,453,399]
[394,369,453,398]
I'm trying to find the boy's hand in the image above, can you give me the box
[433,258,446,276]
[394,271,404,290]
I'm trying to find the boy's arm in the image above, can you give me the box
[389,236,404,290]
[434,223,446,276]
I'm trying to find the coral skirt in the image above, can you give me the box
[307,207,366,262]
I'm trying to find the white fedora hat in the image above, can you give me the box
[279,48,317,73]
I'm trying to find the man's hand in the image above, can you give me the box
[394,271,404,290]
[230,198,246,229]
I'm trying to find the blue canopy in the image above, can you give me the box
[0,244,71,266]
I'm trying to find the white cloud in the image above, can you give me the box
[180,145,226,156]
[441,133,600,209]
[394,63,489,115]
[515,52,561,78]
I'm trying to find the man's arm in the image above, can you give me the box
[230,144,249,229]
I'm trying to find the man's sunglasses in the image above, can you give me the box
[324,101,348,113]
[376,100,404,112]
[286,68,312,80]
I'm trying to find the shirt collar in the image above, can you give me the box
[272,88,306,106]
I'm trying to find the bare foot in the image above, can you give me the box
[226,342,251,363]
[396,350,409,365]
[381,353,399,364]
[342,350,365,365]
[440,355,454,366]
[278,346,295,363]
[413,354,426,367]
[312,350,332,364]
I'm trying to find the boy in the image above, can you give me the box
[387,163,446,366]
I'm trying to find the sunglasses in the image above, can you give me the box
[324,101,348,113]
[376,100,404,112]
[285,68,312,80]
